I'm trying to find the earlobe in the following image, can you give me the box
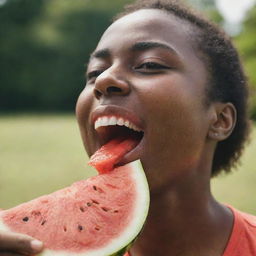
[208,103,237,141]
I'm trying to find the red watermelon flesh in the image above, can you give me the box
[0,138,149,255]
[1,166,136,252]
[88,137,139,174]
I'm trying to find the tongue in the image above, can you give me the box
[88,136,139,174]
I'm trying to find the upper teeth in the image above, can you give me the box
[94,116,142,132]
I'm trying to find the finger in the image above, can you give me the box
[0,231,43,255]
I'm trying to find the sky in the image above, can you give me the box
[216,0,256,24]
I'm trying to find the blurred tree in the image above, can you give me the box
[0,0,45,110]
[234,5,256,119]
[188,0,215,9]
[186,0,224,24]
[186,0,256,120]
[1,0,255,120]
[0,0,132,112]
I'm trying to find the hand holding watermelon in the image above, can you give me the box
[0,139,149,256]
[0,230,43,255]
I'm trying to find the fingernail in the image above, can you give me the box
[31,239,43,251]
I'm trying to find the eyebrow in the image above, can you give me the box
[90,41,179,61]
[130,41,178,55]
[90,49,110,60]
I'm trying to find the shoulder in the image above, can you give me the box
[237,209,256,229]
[223,205,256,256]
[231,206,256,237]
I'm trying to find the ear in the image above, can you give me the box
[208,102,237,141]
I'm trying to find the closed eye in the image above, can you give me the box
[86,70,103,81]
[134,62,170,72]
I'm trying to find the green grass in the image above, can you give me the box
[0,114,256,215]
[0,114,96,209]
[212,126,256,214]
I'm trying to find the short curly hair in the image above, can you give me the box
[115,0,251,176]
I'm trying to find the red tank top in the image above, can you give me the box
[124,206,256,256]
[223,206,256,255]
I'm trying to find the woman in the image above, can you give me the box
[0,0,253,255]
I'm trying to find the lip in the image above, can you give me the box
[117,135,145,166]
[89,105,145,164]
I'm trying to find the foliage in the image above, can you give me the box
[0,0,255,120]
[186,0,224,24]
[0,0,132,112]
[234,5,256,119]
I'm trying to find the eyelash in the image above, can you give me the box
[87,70,103,81]
[135,62,169,71]
[86,62,169,82]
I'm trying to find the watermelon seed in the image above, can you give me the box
[63,226,67,232]
[106,184,118,189]
[78,225,83,231]
[97,187,104,193]
[41,220,46,225]
[32,211,41,216]
[93,186,104,193]
[101,207,110,212]
[41,220,46,226]
[95,227,100,231]
[92,199,99,205]
[87,202,92,207]
[22,217,29,222]
[80,207,85,212]
[114,210,119,213]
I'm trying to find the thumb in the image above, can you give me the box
[0,230,43,254]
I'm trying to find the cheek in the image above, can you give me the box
[76,87,94,124]
[139,76,208,162]
[140,75,205,128]
[76,87,95,154]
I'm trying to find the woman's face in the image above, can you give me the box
[76,9,214,190]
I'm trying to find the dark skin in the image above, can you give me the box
[0,9,237,256]
[0,230,43,255]
[77,9,237,256]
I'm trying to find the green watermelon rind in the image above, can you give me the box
[0,160,150,256]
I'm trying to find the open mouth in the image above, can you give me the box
[95,116,144,146]
[91,115,144,170]
[95,115,144,148]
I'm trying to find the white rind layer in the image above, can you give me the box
[0,160,150,256]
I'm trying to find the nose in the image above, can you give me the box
[93,68,130,99]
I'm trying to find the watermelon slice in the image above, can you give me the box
[0,139,149,256]
[88,137,140,174]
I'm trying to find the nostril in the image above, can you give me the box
[94,86,122,99]
[94,89,102,99]
[107,86,122,94]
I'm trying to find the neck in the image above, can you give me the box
[129,172,233,256]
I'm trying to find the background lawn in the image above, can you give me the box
[0,114,256,214]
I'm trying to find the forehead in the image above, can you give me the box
[90,9,208,94]
[96,9,196,59]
